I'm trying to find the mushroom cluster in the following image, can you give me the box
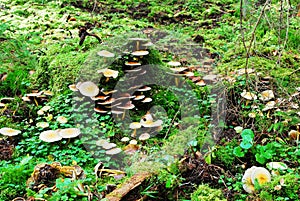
[22,90,53,106]
[242,166,271,193]
[167,62,208,87]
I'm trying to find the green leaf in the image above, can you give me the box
[240,140,253,149]
[233,146,245,157]
[241,129,254,139]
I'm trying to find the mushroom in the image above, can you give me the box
[251,167,271,186]
[97,50,115,58]
[129,139,138,145]
[195,80,206,86]
[41,105,51,112]
[266,162,288,176]
[68,84,78,91]
[128,38,148,51]
[242,166,257,193]
[58,128,81,139]
[140,119,163,128]
[106,148,122,155]
[139,133,150,141]
[98,68,119,79]
[94,108,108,114]
[133,95,145,101]
[131,50,149,57]
[56,116,68,124]
[137,86,151,92]
[39,130,62,142]
[129,122,142,137]
[102,89,118,95]
[141,97,152,103]
[98,98,116,105]
[102,142,117,150]
[91,95,109,101]
[288,130,299,141]
[241,91,257,101]
[167,61,181,67]
[78,81,99,97]
[241,90,257,106]
[0,127,21,137]
[36,122,49,128]
[97,50,115,64]
[259,90,275,101]
[125,61,142,66]
[121,137,130,143]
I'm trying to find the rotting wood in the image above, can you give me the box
[105,172,152,201]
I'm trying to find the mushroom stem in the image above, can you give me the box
[33,97,39,106]
[175,77,179,87]
[122,110,126,120]
[105,77,110,82]
[131,129,137,138]
[65,138,71,146]
[136,41,140,51]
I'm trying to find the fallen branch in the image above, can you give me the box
[105,172,152,201]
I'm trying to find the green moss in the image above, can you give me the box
[191,184,226,201]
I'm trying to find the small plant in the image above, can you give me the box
[233,128,254,157]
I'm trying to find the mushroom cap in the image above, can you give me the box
[262,101,276,111]
[36,122,49,128]
[0,103,5,107]
[288,130,300,140]
[131,50,149,56]
[121,137,130,142]
[129,122,142,129]
[102,142,117,150]
[102,89,118,95]
[183,71,194,77]
[98,98,116,105]
[22,96,31,102]
[251,167,271,185]
[241,91,257,100]
[97,50,115,57]
[39,130,62,142]
[195,80,206,86]
[248,112,256,118]
[58,128,81,138]
[42,90,53,96]
[242,166,257,193]
[0,127,21,136]
[106,148,122,155]
[133,95,145,100]
[111,110,124,114]
[68,84,78,91]
[26,91,43,97]
[128,37,149,41]
[141,119,163,128]
[139,133,150,141]
[169,67,187,72]
[266,162,288,171]
[129,139,138,145]
[137,86,151,92]
[141,97,152,103]
[41,106,51,112]
[259,90,275,101]
[117,101,135,110]
[125,61,142,66]
[91,95,109,101]
[167,61,181,67]
[141,112,153,122]
[94,108,108,113]
[98,68,119,78]
[78,81,99,97]
[56,116,68,124]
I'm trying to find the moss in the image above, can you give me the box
[191,184,226,201]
